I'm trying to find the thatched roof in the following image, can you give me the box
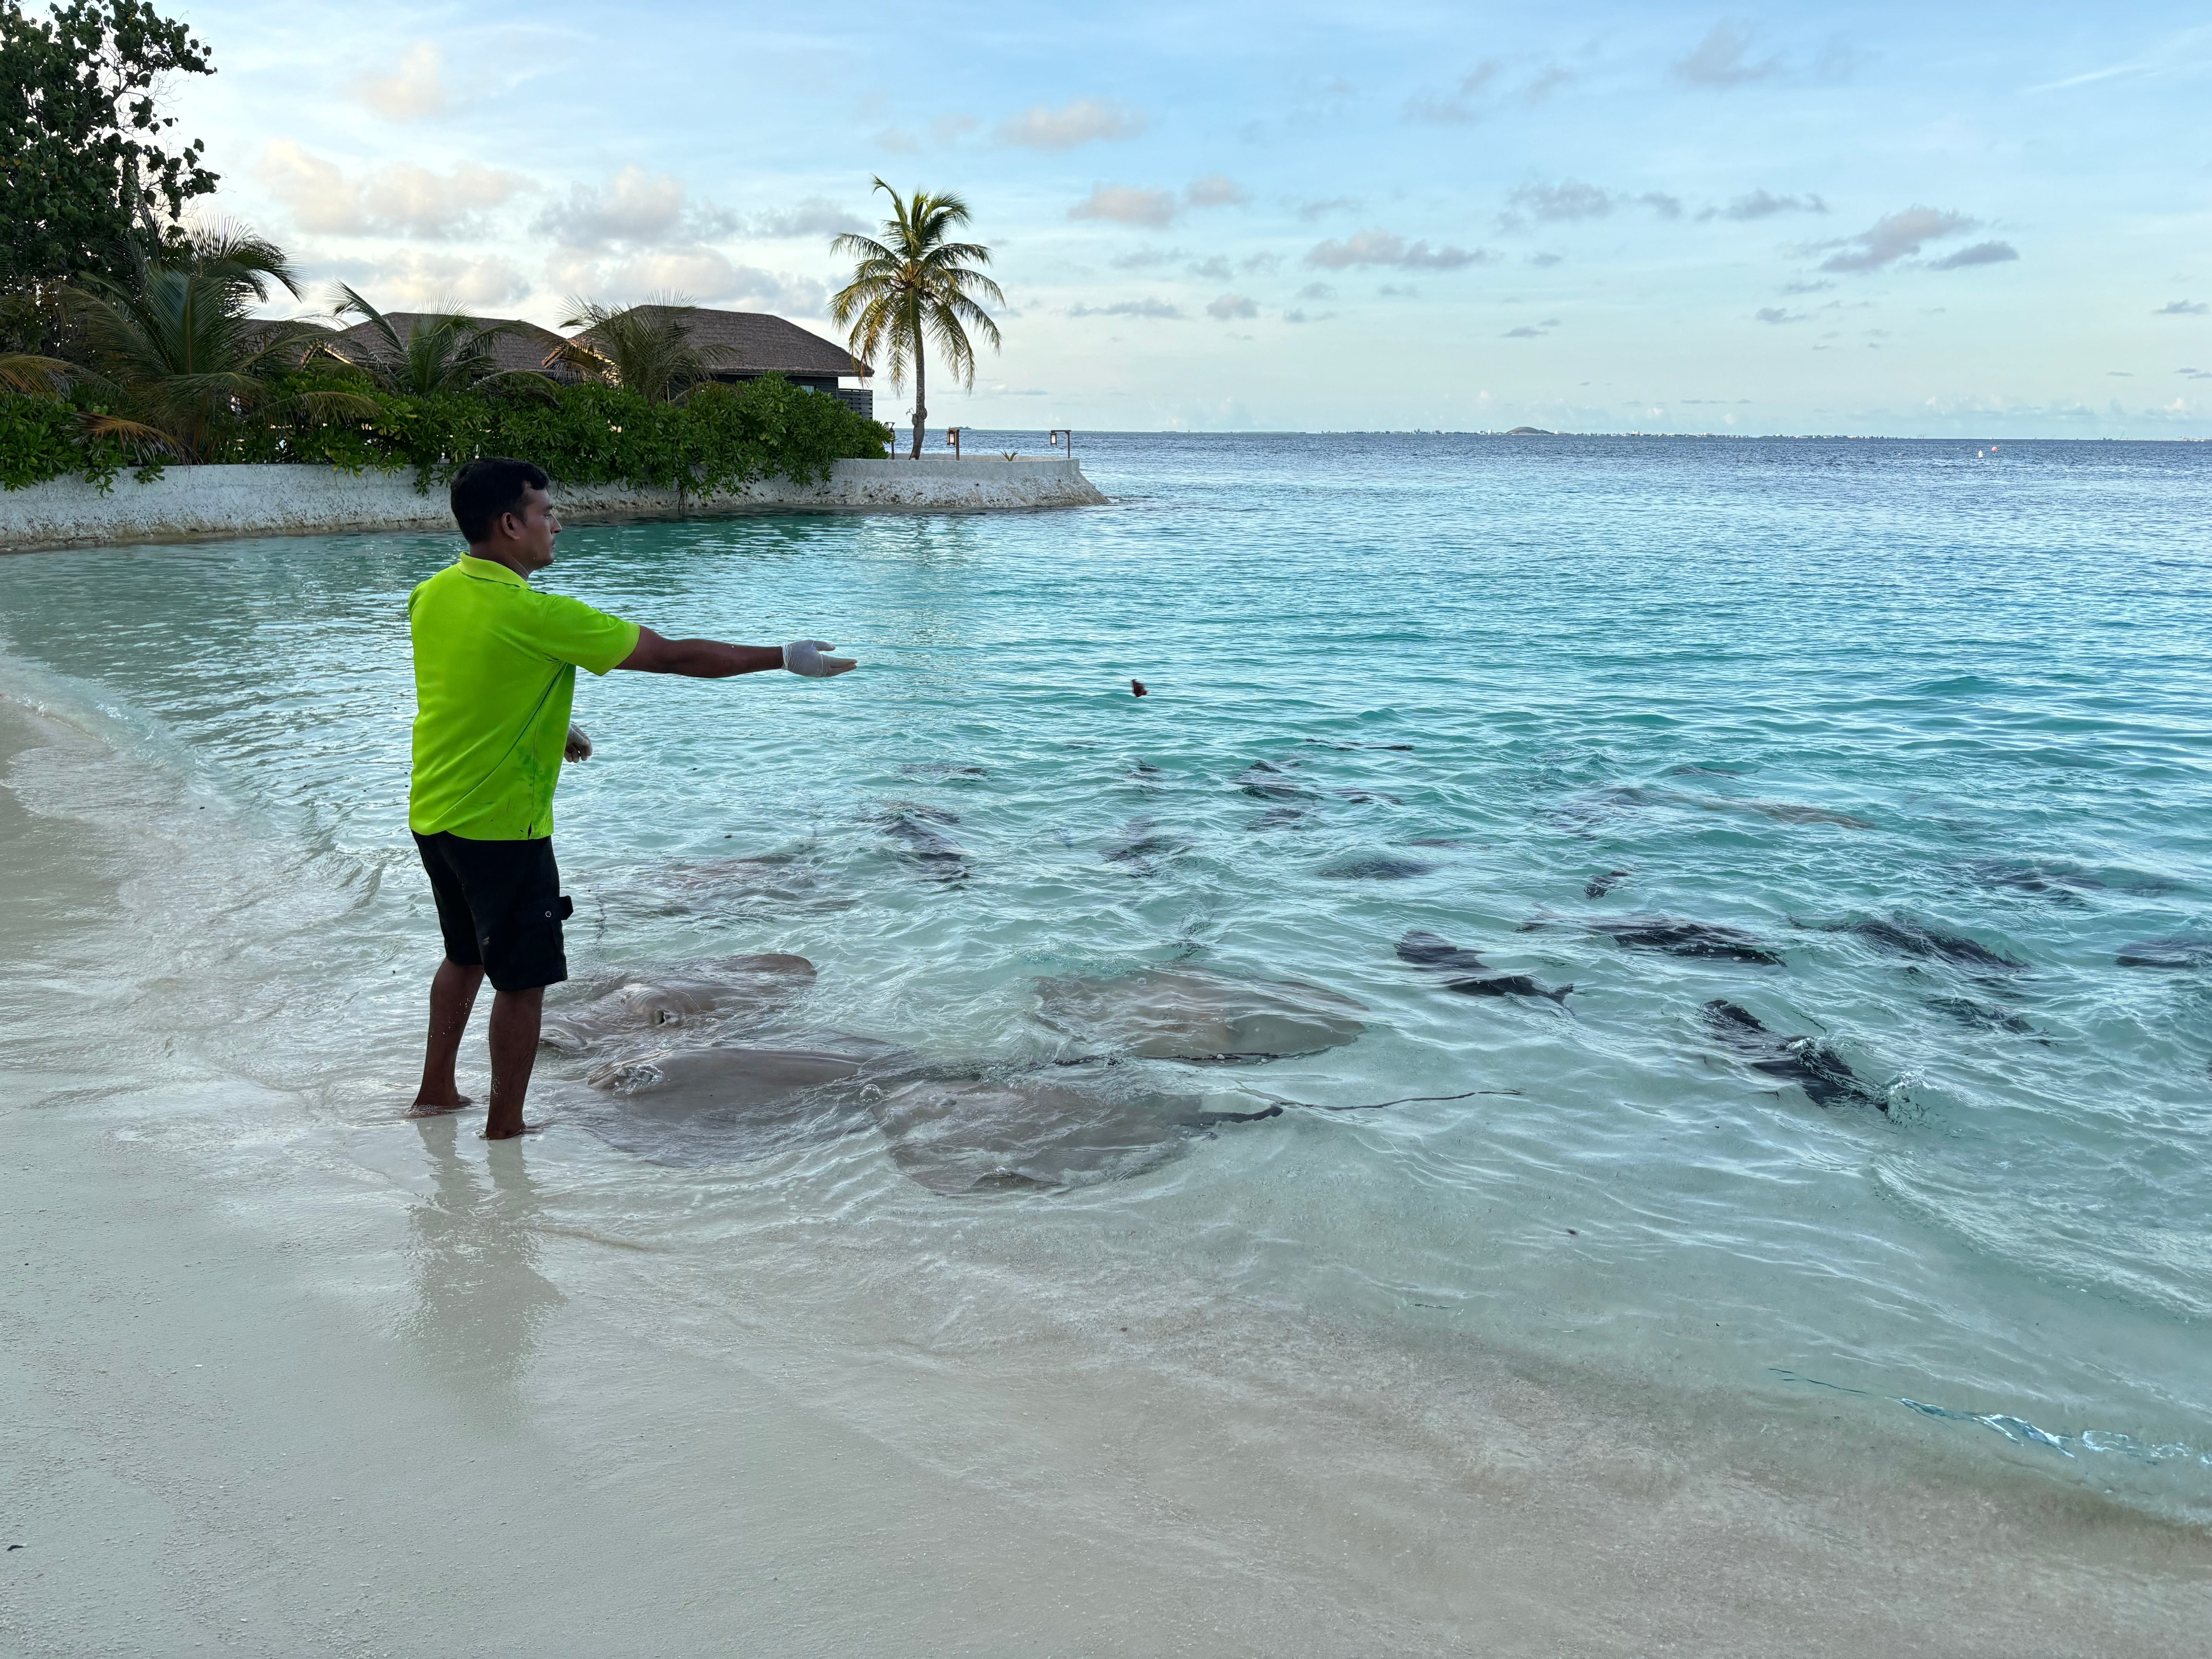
[328,313,575,379]
[584,306,871,380]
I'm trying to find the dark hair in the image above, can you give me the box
[450,457,550,543]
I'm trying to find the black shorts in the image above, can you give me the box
[414,831,574,993]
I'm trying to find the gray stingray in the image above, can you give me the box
[874,803,969,881]
[1237,761,1318,802]
[605,854,852,917]
[1035,966,1366,1062]
[1103,814,1192,868]
[1927,996,2047,1041]
[1798,916,2023,972]
[900,762,988,779]
[1558,784,1871,831]
[1317,853,1437,880]
[1396,930,1571,1003]
[1700,1000,1886,1112]
[1585,868,1632,898]
[2116,937,2212,969]
[571,1041,889,1164]
[867,1070,1277,1194]
[1524,912,1783,966]
[1244,805,1312,831]
[540,953,817,1054]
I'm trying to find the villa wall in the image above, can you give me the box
[0,456,1106,554]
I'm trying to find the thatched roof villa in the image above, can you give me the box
[313,307,876,417]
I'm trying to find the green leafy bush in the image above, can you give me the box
[2,372,891,492]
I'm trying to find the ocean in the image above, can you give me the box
[3,431,2208,1650]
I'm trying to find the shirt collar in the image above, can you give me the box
[456,553,529,588]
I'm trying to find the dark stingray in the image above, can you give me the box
[1329,788,1405,805]
[1585,868,1632,899]
[1405,836,1468,848]
[874,804,969,880]
[1237,760,1319,802]
[1668,763,1747,777]
[1304,739,1416,752]
[900,763,988,779]
[1927,996,2047,1041]
[1534,913,1783,965]
[1398,930,1570,1003]
[1800,916,2023,972]
[1317,854,1437,880]
[1956,859,2105,902]
[1244,805,1312,831]
[1396,929,1491,973]
[2116,937,2212,969]
[1700,1001,1886,1111]
[1103,814,1192,868]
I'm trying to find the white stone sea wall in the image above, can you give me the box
[0,456,1106,554]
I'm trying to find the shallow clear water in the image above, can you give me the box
[4,433,2209,1522]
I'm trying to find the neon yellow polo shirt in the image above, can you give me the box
[407,554,639,840]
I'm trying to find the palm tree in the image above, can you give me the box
[831,180,1003,459]
[549,298,728,403]
[317,286,553,398]
[60,223,370,462]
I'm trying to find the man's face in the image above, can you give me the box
[496,485,561,570]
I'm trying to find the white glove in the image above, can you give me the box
[783,639,858,678]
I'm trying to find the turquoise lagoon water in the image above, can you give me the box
[3,432,2209,1522]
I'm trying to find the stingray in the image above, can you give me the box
[1103,814,1192,868]
[1396,930,1572,1003]
[569,1041,889,1164]
[1317,854,1437,880]
[601,854,850,917]
[1927,996,2047,1041]
[1530,912,1783,965]
[1244,805,1312,831]
[1558,784,1871,831]
[1700,1000,1886,1111]
[1585,868,1632,898]
[1035,966,1366,1062]
[1237,761,1319,802]
[1956,859,2116,900]
[874,804,969,881]
[867,1070,1279,1194]
[2116,937,2212,969]
[1799,916,2023,972]
[540,953,817,1054]
[900,763,988,779]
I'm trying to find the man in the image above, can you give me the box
[406,457,855,1139]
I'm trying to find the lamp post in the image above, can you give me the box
[945,426,963,459]
[1048,429,1075,457]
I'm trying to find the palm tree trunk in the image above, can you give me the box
[908,295,926,460]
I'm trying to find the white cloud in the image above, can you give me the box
[1295,196,1360,222]
[1755,307,1808,324]
[356,250,531,308]
[1927,239,2018,270]
[1070,184,1179,227]
[1816,206,1977,273]
[1701,189,1828,221]
[1185,173,1249,208]
[350,41,446,122]
[2154,299,2207,316]
[1671,22,1783,88]
[259,141,523,239]
[535,167,736,250]
[1068,298,1185,319]
[998,97,1146,149]
[750,198,868,238]
[1207,293,1259,320]
[1305,230,1494,270]
[1500,179,1680,230]
[557,246,827,314]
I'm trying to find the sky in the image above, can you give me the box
[143,1,2212,435]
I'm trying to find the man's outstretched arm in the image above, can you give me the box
[614,628,857,678]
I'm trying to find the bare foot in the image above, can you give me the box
[481,1121,546,1140]
[405,1094,474,1118]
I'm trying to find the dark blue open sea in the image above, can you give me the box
[4,432,2209,1537]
